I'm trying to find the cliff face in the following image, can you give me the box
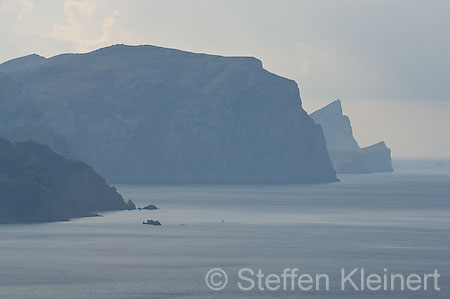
[0,137,133,224]
[308,100,359,152]
[310,100,393,174]
[0,44,337,184]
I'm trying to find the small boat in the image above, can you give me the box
[143,219,162,226]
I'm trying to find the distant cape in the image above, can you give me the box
[0,44,337,184]
[310,99,393,174]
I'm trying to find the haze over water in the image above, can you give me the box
[0,160,449,299]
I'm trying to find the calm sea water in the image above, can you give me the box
[0,160,449,298]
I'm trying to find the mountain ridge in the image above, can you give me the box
[0,54,47,73]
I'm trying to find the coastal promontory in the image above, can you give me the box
[311,99,393,174]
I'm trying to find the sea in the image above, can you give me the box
[0,160,449,298]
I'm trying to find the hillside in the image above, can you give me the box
[0,137,134,223]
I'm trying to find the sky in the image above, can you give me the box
[1,0,449,158]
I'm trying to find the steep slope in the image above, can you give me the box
[0,137,134,223]
[311,99,393,174]
[0,44,337,184]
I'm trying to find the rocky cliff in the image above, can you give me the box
[0,44,337,183]
[310,99,393,174]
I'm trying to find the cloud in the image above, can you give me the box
[49,0,119,52]
[97,9,119,45]
[0,0,34,20]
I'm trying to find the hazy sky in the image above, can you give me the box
[1,0,449,158]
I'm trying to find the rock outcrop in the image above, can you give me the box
[0,45,337,184]
[143,204,158,210]
[310,99,393,174]
[0,137,134,223]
